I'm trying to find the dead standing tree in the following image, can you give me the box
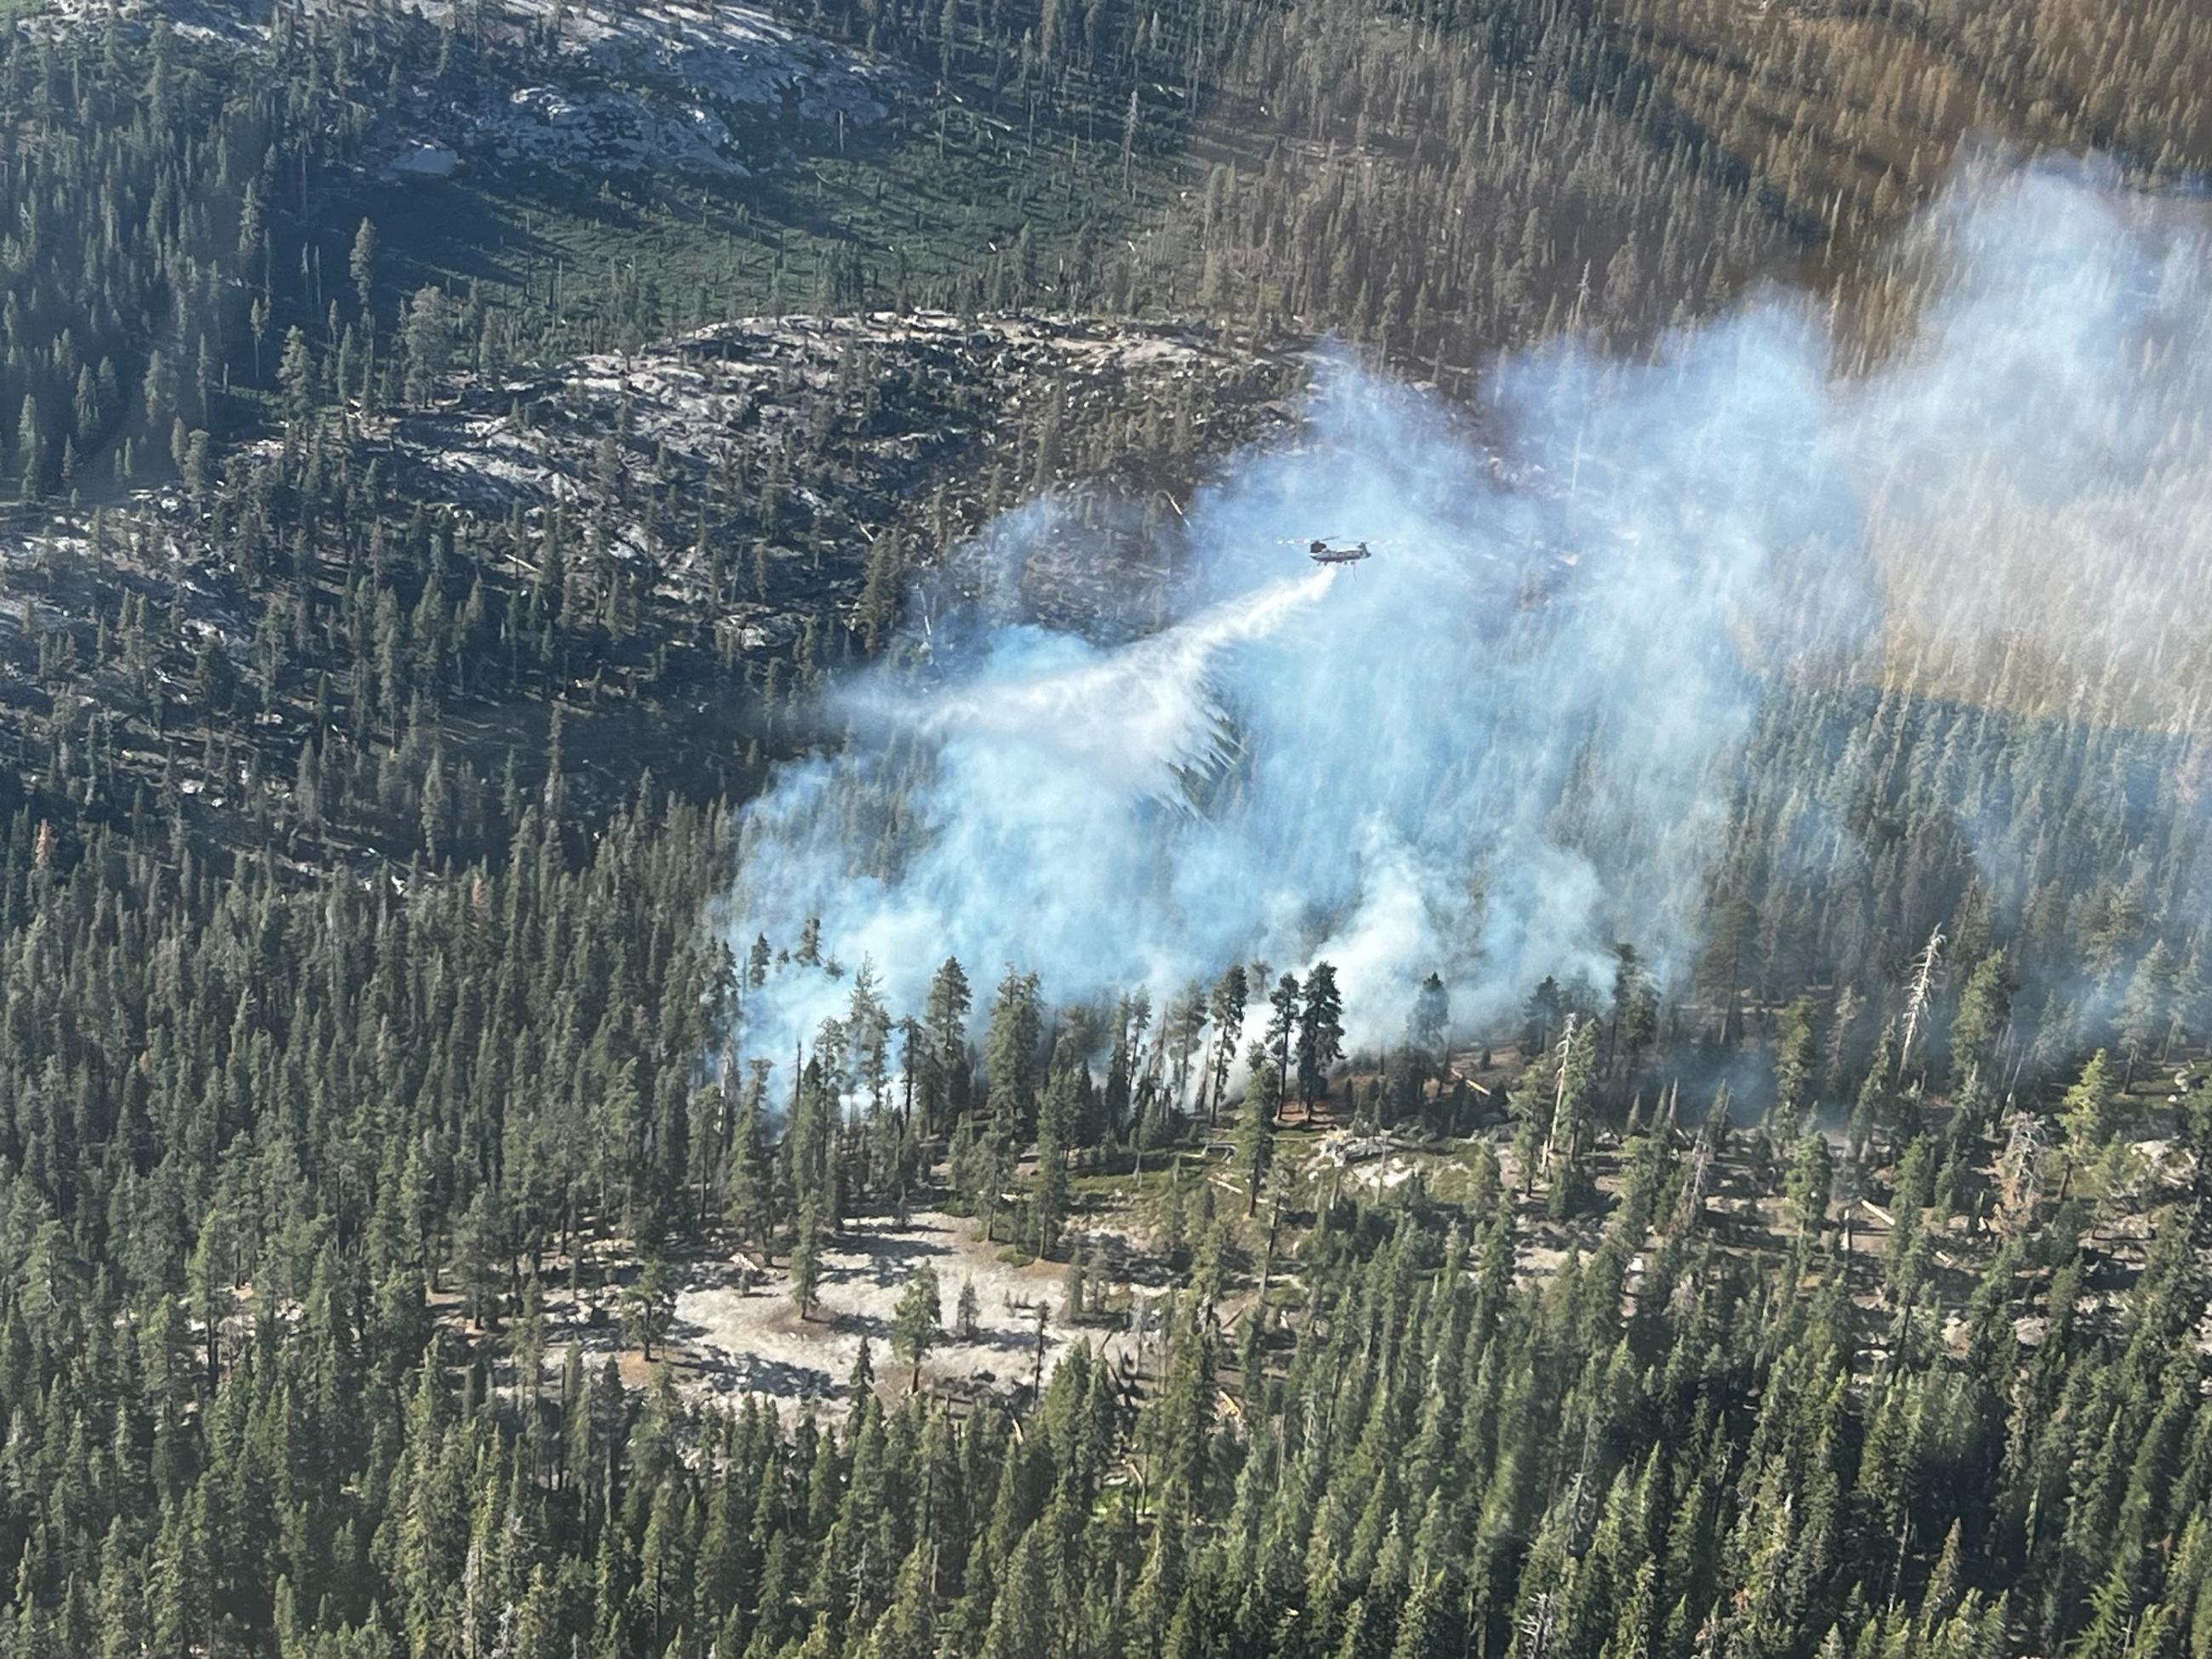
[1896,925,1946,1085]
[1996,1111,2047,1235]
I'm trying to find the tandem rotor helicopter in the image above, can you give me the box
[1285,536,1377,565]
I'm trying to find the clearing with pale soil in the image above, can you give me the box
[618,1211,1151,1417]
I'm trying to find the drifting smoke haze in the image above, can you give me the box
[725,158,2212,1059]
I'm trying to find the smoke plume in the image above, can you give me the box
[724,157,2212,1059]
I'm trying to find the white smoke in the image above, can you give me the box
[725,157,2212,1060]
[877,565,1341,806]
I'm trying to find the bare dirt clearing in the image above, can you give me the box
[636,1211,1148,1418]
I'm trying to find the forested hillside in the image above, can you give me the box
[3,0,2212,1657]
[1,760,2209,1659]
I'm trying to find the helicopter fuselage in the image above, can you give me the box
[1308,539,1372,564]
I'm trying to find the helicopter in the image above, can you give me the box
[1304,538,1373,565]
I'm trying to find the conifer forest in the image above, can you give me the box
[3,0,2212,1656]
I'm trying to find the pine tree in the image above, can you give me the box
[984,967,1044,1138]
[979,1524,1052,1659]
[1785,1133,1833,1240]
[727,1070,775,1251]
[2060,1051,2118,1151]
[1207,964,1251,1124]
[849,1336,875,1400]
[1773,996,1818,1126]
[892,1264,942,1392]
[1297,962,1345,1109]
[277,328,317,427]
[1611,944,1658,1075]
[1235,1061,1281,1216]
[1403,972,1451,1081]
[791,1205,826,1320]
[1034,1066,1077,1257]
[2115,944,2173,1086]
[1267,972,1302,1097]
[1952,950,2014,1075]
[923,956,975,1130]
[351,219,380,318]
[620,1257,673,1359]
